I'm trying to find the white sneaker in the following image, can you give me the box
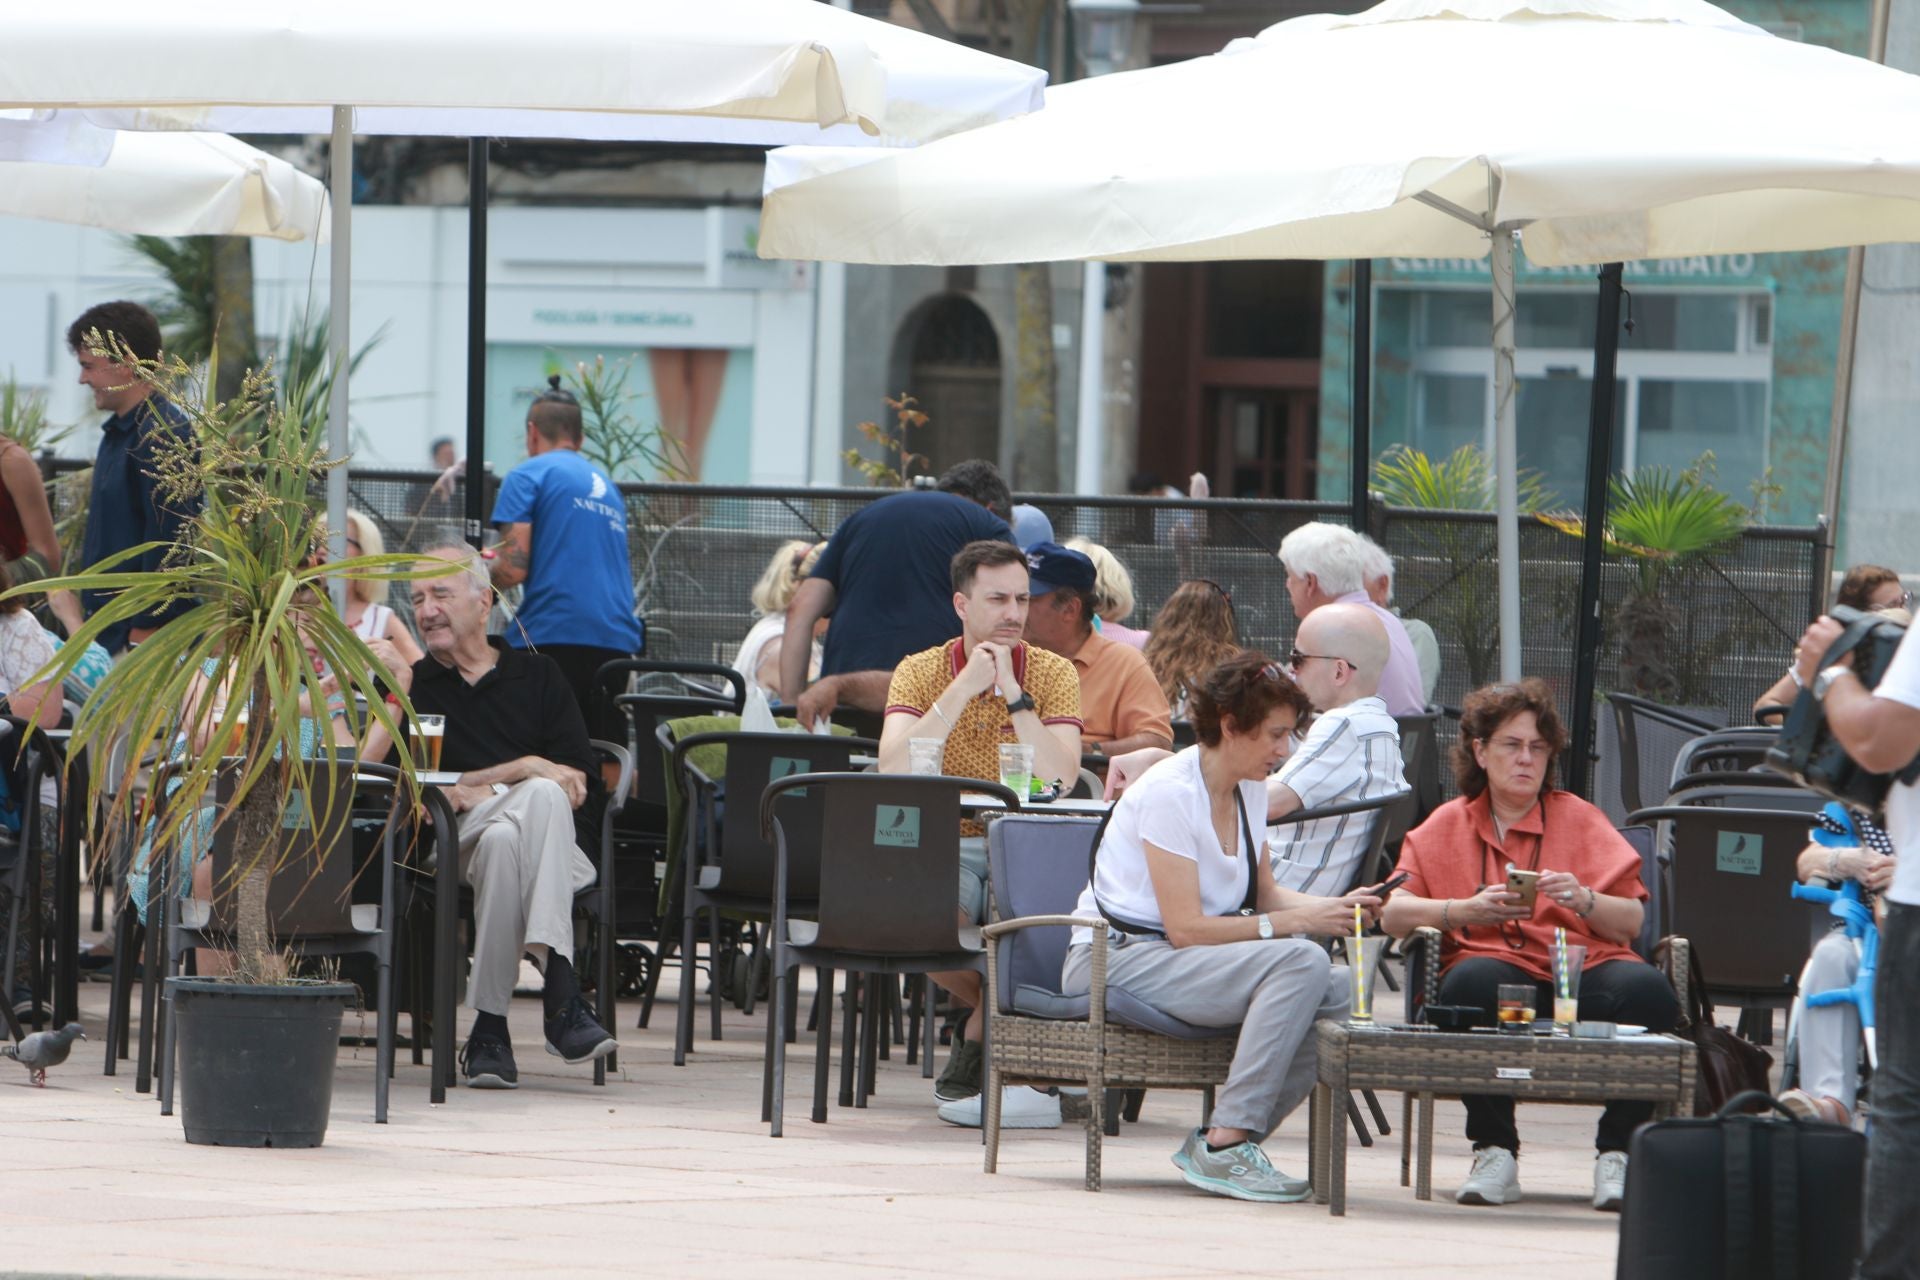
[936,1086,1062,1130]
[1456,1146,1523,1205]
[1593,1151,1628,1212]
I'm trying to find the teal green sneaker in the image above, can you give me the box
[1173,1128,1311,1203]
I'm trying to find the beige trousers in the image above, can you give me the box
[456,777,594,1015]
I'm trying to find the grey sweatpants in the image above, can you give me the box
[1797,929,1863,1110]
[1062,935,1347,1136]
[456,778,594,1015]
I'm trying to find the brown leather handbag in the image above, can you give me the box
[1658,940,1774,1115]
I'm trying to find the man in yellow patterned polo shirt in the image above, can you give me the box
[878,539,1081,1122]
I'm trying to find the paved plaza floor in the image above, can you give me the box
[4,965,1639,1279]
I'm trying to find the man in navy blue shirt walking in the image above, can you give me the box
[778,460,1014,729]
[488,376,643,739]
[67,301,198,654]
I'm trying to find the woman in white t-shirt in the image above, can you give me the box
[0,565,64,1009]
[732,540,825,698]
[1062,651,1384,1204]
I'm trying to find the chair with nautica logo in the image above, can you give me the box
[664,729,876,1066]
[758,771,1019,1138]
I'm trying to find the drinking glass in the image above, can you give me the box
[1496,983,1536,1033]
[410,714,446,772]
[997,742,1034,796]
[1344,934,1386,1024]
[908,738,944,776]
[1550,943,1587,1034]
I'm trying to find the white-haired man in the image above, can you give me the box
[404,542,617,1090]
[1277,522,1425,716]
[1359,536,1440,704]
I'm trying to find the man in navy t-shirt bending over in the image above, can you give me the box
[779,460,1013,729]
[489,376,643,740]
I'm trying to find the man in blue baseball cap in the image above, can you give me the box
[1023,541,1172,761]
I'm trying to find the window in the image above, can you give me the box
[1379,284,1774,511]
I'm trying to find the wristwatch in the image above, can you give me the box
[1812,664,1852,701]
[1256,913,1275,940]
[1005,692,1036,715]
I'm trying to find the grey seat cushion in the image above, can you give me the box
[1011,983,1236,1040]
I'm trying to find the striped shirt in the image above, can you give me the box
[1267,695,1407,895]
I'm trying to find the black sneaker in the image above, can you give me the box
[459,1033,519,1090]
[933,1038,982,1103]
[544,997,618,1065]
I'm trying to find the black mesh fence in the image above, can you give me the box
[1370,502,1824,807]
[45,461,1825,805]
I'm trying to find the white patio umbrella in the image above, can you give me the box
[758,0,1920,686]
[0,124,327,240]
[0,0,1046,1105]
[0,0,1047,570]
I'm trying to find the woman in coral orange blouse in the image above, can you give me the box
[1383,678,1679,1215]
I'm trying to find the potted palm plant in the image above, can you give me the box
[10,338,443,1147]
[1540,457,1750,704]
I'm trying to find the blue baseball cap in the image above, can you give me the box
[1025,541,1096,596]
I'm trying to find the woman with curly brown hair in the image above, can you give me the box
[1143,579,1240,719]
[1060,651,1379,1202]
[1383,678,1676,1214]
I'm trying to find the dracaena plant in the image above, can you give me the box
[5,335,451,982]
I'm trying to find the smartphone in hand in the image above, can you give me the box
[1505,867,1541,909]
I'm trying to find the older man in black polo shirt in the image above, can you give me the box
[405,541,616,1089]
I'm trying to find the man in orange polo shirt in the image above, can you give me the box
[1021,541,1173,761]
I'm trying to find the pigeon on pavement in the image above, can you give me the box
[3,1022,86,1087]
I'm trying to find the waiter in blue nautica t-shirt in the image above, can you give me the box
[487,375,643,739]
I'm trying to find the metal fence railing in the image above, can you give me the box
[43,460,1826,806]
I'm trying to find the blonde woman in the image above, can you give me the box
[1064,536,1149,651]
[337,512,424,666]
[734,540,826,697]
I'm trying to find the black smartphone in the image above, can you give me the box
[1373,870,1411,896]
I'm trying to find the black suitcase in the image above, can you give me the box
[1617,1091,1866,1280]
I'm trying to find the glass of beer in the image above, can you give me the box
[1496,983,1536,1034]
[409,714,446,772]
[225,706,248,758]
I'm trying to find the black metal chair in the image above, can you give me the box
[1666,776,1826,814]
[1387,706,1443,854]
[595,659,744,1026]
[663,728,876,1066]
[759,771,1019,1137]
[0,718,60,1043]
[1608,692,1723,820]
[1625,803,1821,1034]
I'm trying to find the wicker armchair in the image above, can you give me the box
[1401,823,1690,1021]
[980,815,1236,1192]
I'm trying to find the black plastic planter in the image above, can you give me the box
[168,977,355,1148]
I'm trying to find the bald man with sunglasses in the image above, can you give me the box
[1108,604,1407,898]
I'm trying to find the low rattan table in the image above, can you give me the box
[1308,1020,1694,1215]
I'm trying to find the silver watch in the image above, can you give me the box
[1256,912,1274,940]
[1813,664,1852,700]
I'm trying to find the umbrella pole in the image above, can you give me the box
[1490,229,1521,683]
[1565,263,1625,800]
[1350,259,1372,535]
[1074,261,1105,497]
[464,138,488,550]
[326,107,351,608]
